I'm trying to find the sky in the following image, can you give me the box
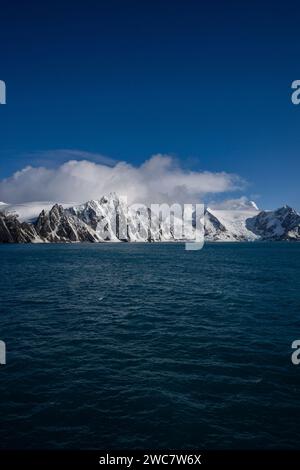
[0,0,300,209]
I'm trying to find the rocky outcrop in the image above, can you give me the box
[0,212,38,243]
[35,204,102,242]
[204,210,228,240]
[246,206,300,241]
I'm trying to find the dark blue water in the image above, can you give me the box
[0,243,300,449]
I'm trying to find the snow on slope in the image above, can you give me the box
[1,201,74,222]
[246,206,300,240]
[69,195,122,241]
[206,207,260,241]
[1,195,300,243]
[69,195,183,242]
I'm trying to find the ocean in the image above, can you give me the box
[0,242,300,449]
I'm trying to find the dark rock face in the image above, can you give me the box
[246,206,300,241]
[68,201,100,231]
[35,204,101,242]
[204,210,228,240]
[0,212,38,243]
[0,205,102,243]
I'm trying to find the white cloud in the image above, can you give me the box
[208,196,259,210]
[0,151,246,205]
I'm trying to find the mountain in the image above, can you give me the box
[0,194,299,243]
[245,205,300,240]
[0,212,40,243]
[205,206,259,241]
[35,204,102,242]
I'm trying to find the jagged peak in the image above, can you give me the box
[274,205,298,216]
[99,192,120,204]
[51,203,64,210]
[72,192,120,209]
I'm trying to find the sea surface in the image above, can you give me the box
[0,242,300,449]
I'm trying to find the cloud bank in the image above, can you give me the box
[208,196,259,211]
[0,151,245,205]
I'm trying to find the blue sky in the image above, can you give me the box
[0,0,300,208]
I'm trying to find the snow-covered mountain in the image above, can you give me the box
[1,201,74,222]
[245,206,300,240]
[205,206,259,241]
[0,194,299,243]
